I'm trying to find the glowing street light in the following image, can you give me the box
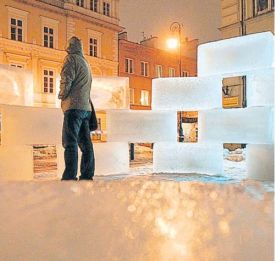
[167,38,179,49]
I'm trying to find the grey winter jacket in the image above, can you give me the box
[58,38,92,112]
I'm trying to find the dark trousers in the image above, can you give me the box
[61,109,95,180]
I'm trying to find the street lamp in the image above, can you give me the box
[168,22,184,142]
[168,21,183,77]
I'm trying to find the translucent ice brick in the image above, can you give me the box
[246,69,275,107]
[153,142,223,175]
[107,110,177,143]
[91,77,129,110]
[94,142,129,175]
[152,76,222,111]
[0,145,34,180]
[0,64,34,106]
[198,32,274,76]
[0,104,63,146]
[247,144,274,181]
[199,107,273,144]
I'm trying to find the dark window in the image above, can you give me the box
[103,2,110,16]
[90,0,98,11]
[10,18,23,42]
[257,0,268,11]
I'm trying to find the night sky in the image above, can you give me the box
[119,0,221,45]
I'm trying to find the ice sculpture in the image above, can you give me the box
[0,32,274,181]
[152,32,274,180]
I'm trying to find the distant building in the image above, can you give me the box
[220,0,274,109]
[220,0,274,39]
[0,0,123,107]
[118,32,198,110]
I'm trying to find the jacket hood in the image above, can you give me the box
[66,37,84,55]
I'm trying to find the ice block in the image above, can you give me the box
[0,64,33,106]
[246,69,275,107]
[0,145,34,180]
[93,142,129,175]
[152,76,222,111]
[198,32,274,76]
[0,104,63,146]
[107,110,177,142]
[91,77,129,110]
[199,107,273,144]
[153,142,223,175]
[247,144,274,181]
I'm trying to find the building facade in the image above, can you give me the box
[118,32,197,110]
[220,0,274,39]
[0,0,123,107]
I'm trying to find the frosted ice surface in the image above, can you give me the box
[0,145,33,180]
[94,142,129,175]
[152,76,222,111]
[247,144,274,181]
[0,64,33,106]
[246,69,275,107]
[107,110,177,143]
[0,104,63,146]
[198,32,274,76]
[91,77,129,110]
[199,107,273,144]
[153,142,223,175]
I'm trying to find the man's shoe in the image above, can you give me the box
[79,177,93,181]
[61,177,78,181]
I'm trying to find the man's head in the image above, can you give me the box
[66,36,84,55]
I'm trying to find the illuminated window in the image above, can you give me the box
[10,63,24,69]
[140,90,149,106]
[90,0,98,11]
[169,67,176,77]
[155,65,162,78]
[130,88,135,104]
[43,69,55,94]
[141,61,149,77]
[89,38,98,57]
[76,0,84,7]
[10,18,23,41]
[182,71,189,77]
[125,58,134,74]
[103,2,111,16]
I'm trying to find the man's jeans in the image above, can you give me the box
[62,109,95,180]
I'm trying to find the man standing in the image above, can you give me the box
[58,36,95,181]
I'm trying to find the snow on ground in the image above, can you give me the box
[0,178,274,261]
[0,145,273,261]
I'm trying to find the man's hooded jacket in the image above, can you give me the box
[58,37,92,112]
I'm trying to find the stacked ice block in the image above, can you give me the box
[152,32,274,180]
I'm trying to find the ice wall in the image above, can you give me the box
[151,32,274,180]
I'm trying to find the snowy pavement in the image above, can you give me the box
[0,177,273,261]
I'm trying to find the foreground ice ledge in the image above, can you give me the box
[198,32,275,77]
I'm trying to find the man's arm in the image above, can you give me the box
[58,55,76,100]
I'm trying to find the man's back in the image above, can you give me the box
[59,37,92,112]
